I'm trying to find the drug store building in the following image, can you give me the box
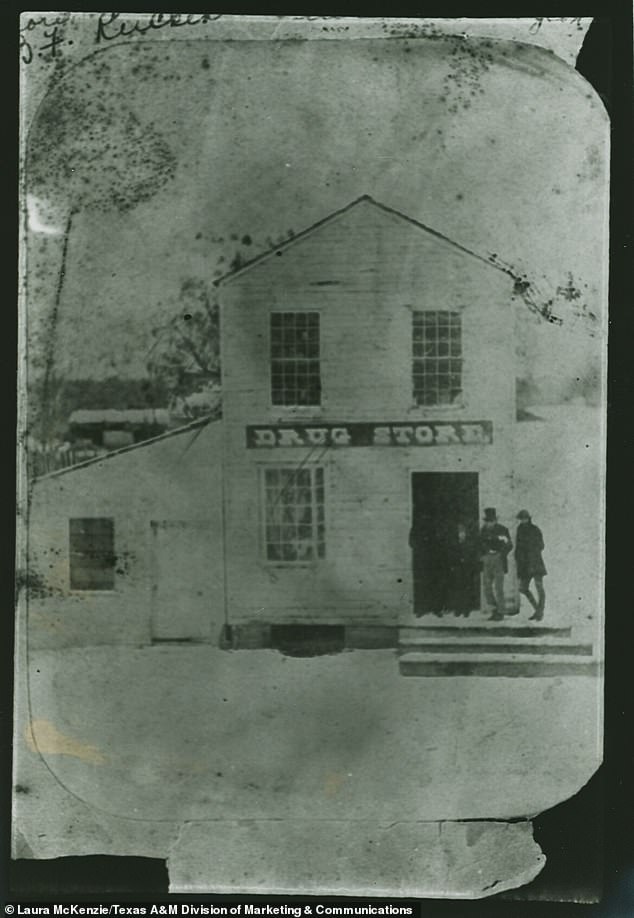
[218,195,517,649]
[27,195,519,652]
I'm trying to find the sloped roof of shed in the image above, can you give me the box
[214,194,512,287]
[33,416,220,482]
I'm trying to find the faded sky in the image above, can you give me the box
[25,30,608,394]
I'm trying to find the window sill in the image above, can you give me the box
[68,589,118,595]
[270,406,324,420]
[407,403,466,414]
[260,560,324,570]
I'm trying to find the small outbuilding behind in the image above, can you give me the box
[24,418,226,649]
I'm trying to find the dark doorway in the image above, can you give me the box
[411,472,480,615]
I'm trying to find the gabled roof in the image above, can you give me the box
[214,194,512,287]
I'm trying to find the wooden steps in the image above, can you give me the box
[399,652,600,677]
[400,638,593,656]
[399,624,572,640]
[397,623,598,677]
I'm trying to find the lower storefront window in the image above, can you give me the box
[261,466,325,562]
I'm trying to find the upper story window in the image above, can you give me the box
[69,517,116,591]
[412,310,463,407]
[271,312,321,407]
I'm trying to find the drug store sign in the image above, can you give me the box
[246,421,492,448]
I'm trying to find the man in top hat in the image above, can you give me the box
[478,507,513,620]
[514,509,547,620]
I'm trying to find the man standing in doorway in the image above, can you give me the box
[514,509,547,621]
[447,522,479,617]
[479,507,513,621]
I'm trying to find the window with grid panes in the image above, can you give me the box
[262,467,325,562]
[412,311,463,406]
[69,518,116,590]
[270,312,321,406]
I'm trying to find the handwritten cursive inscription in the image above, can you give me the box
[20,14,71,64]
[95,12,223,44]
[529,17,585,34]
[20,13,69,33]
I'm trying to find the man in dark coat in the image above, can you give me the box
[514,509,547,620]
[478,507,513,620]
[447,522,479,617]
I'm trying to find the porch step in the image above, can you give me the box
[398,637,593,657]
[399,625,572,640]
[399,652,600,678]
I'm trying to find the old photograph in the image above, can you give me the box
[16,14,607,899]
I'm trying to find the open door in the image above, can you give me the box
[411,472,480,615]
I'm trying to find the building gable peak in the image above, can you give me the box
[214,195,508,287]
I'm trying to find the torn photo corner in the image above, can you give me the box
[16,14,606,900]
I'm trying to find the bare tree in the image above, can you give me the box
[147,278,221,404]
[146,231,298,411]
[26,59,178,443]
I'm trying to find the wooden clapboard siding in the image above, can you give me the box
[26,421,226,648]
[219,198,516,625]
